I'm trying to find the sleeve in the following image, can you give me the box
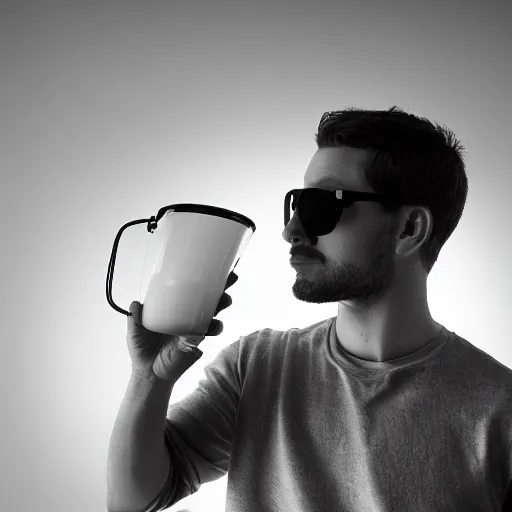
[142,339,242,511]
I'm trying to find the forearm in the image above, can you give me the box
[107,371,174,512]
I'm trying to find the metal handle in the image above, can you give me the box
[106,216,157,316]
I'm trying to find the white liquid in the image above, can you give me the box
[142,274,224,336]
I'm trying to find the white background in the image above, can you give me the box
[2,0,511,511]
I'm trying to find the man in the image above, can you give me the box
[108,107,512,512]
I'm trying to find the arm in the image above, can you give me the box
[107,370,174,512]
[107,348,202,512]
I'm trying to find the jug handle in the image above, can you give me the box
[106,216,157,316]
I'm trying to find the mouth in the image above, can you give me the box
[290,257,320,266]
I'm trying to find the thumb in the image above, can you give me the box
[127,301,143,336]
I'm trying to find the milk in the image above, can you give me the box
[142,274,225,336]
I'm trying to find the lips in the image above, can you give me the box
[290,256,319,264]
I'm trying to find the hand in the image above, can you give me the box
[125,272,239,380]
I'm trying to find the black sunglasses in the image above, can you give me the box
[284,188,408,239]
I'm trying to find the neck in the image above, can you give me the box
[335,275,441,362]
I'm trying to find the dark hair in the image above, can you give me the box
[314,106,468,275]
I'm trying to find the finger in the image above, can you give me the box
[224,272,238,290]
[214,292,232,316]
[128,301,142,325]
[129,301,138,315]
[206,319,224,336]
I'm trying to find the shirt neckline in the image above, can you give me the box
[327,316,451,374]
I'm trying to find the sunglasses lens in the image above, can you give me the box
[288,189,339,236]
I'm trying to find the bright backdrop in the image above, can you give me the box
[2,1,511,511]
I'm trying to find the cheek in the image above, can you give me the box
[326,222,380,264]
[319,227,357,263]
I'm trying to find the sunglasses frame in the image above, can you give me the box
[284,187,408,237]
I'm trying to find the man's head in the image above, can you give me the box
[282,106,468,307]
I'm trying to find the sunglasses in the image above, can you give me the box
[284,188,406,239]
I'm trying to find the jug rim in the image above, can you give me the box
[154,203,256,233]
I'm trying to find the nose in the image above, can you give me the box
[282,210,320,249]
[282,208,322,261]
[282,209,302,243]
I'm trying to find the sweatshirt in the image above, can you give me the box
[142,316,512,512]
